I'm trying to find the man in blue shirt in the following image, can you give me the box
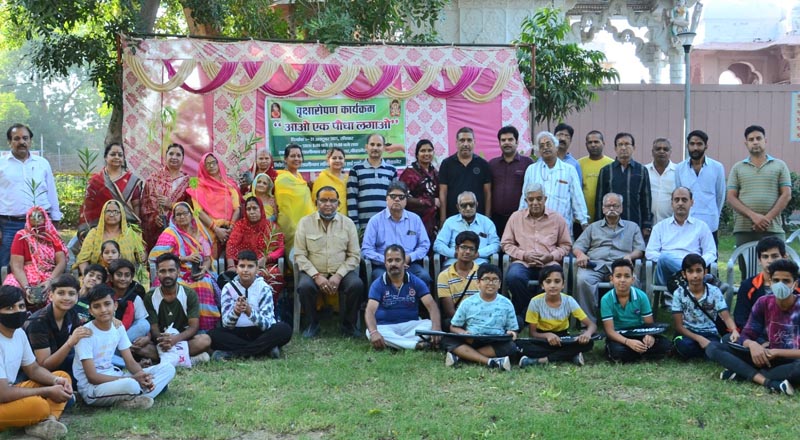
[433,191,500,268]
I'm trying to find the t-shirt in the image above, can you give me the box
[25,304,82,354]
[368,272,430,325]
[73,320,131,394]
[143,285,200,332]
[0,328,35,384]
[600,287,653,330]
[438,154,491,217]
[450,293,517,335]
[670,284,728,334]
[525,293,588,332]
[578,155,613,219]
[741,294,800,349]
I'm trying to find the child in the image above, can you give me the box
[600,259,671,362]
[208,250,291,361]
[100,240,120,269]
[108,259,149,343]
[75,264,108,325]
[0,285,72,439]
[518,266,597,367]
[442,264,518,371]
[72,285,175,409]
[672,254,738,360]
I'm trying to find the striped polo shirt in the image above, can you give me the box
[346,159,397,230]
[726,155,791,234]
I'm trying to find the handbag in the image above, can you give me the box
[683,284,729,335]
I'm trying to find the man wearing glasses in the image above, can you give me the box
[362,181,431,285]
[433,191,499,268]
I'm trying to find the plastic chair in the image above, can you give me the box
[646,259,718,319]
[724,241,800,307]
[432,252,499,278]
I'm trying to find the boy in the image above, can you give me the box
[208,250,292,360]
[0,285,72,439]
[73,285,175,409]
[75,263,108,324]
[600,259,671,362]
[108,259,149,347]
[442,264,518,371]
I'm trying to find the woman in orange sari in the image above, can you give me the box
[79,142,143,227]
[141,143,190,251]
[187,152,241,258]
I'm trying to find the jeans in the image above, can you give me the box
[673,331,720,359]
[706,341,800,384]
[0,218,25,268]
[505,263,541,317]
[606,335,671,362]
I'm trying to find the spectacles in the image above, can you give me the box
[480,278,501,285]
[602,204,621,209]
[318,198,339,204]
[459,202,476,209]
[616,143,633,148]
[105,210,121,216]
[174,211,191,217]
[388,194,407,201]
[458,245,477,252]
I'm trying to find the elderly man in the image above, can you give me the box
[519,131,588,235]
[1,124,62,267]
[347,133,398,231]
[646,187,716,286]
[502,183,571,318]
[439,126,492,223]
[645,138,677,225]
[434,191,500,268]
[573,193,645,323]
[362,181,431,285]
[295,186,363,338]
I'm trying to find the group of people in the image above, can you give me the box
[1,120,799,438]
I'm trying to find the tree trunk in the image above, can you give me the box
[105,105,123,146]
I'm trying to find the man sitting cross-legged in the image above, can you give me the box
[135,253,212,367]
[442,264,519,371]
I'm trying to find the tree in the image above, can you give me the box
[0,92,30,131]
[513,8,619,129]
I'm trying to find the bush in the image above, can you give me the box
[56,174,86,228]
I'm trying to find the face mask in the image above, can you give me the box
[0,311,28,329]
[771,282,794,300]
[319,210,336,221]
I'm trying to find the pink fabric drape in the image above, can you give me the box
[407,66,482,98]
[243,62,318,96]
[323,65,400,100]
[163,60,238,94]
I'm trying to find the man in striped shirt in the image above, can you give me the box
[347,133,398,232]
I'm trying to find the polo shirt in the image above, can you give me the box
[600,287,653,330]
[368,272,430,325]
[525,293,587,332]
[25,304,82,353]
[726,155,791,234]
[436,264,479,304]
[489,154,533,217]
[439,154,491,217]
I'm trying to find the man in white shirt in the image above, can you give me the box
[644,138,677,225]
[1,124,62,267]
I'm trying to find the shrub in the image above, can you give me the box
[56,174,85,228]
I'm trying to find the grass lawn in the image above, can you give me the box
[8,232,795,439]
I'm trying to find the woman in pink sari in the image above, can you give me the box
[187,152,241,259]
[141,143,191,252]
[79,142,143,226]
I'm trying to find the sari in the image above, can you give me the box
[242,151,278,193]
[187,153,241,256]
[246,173,279,222]
[227,197,285,302]
[79,168,143,226]
[141,166,190,252]
[149,202,221,331]
[312,168,348,215]
[399,161,439,242]
[274,169,313,254]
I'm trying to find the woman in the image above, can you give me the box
[246,173,278,223]
[79,142,143,227]
[226,196,284,301]
[3,207,67,312]
[74,200,148,288]
[312,147,348,216]
[241,149,278,195]
[141,143,191,252]
[274,144,313,254]
[149,202,221,331]
[399,139,439,241]
[187,152,241,258]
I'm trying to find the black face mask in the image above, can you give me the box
[0,311,28,330]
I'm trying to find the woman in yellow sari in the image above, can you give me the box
[274,144,313,255]
[312,147,348,216]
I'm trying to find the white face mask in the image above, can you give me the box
[771,282,794,300]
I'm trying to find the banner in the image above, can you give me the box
[792,92,800,142]
[268,97,406,172]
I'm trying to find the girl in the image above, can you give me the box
[100,240,121,268]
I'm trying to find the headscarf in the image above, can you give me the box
[252,150,278,183]
[187,152,240,220]
[227,196,278,260]
[149,202,213,267]
[80,200,146,266]
[20,206,64,257]
[246,173,276,220]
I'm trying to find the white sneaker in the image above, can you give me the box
[24,418,67,439]
[487,356,511,371]
[190,352,210,365]
[445,352,459,367]
[116,395,154,410]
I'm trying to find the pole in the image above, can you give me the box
[682,45,691,162]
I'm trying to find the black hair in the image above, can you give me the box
[687,130,708,144]
[284,143,303,159]
[477,263,501,281]
[756,236,786,257]
[415,139,434,157]
[680,253,706,272]
[51,274,81,292]
[155,253,181,269]
[611,258,634,273]
[614,132,635,147]
[497,126,519,142]
[6,123,33,141]
[101,240,121,254]
[385,244,406,260]
[0,285,24,308]
[108,258,135,275]
[166,143,184,155]
[104,142,124,158]
[455,231,480,248]
[315,185,339,199]
[586,130,604,142]
[86,284,115,305]
[744,125,765,139]
[237,250,258,263]
[538,265,564,285]
[326,147,345,159]
[84,264,109,283]
[387,180,409,195]
[767,259,799,280]
[456,126,474,139]
[671,186,693,199]
[554,123,574,138]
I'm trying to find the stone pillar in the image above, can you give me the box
[669,51,685,84]
[781,46,800,84]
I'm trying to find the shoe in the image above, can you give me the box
[25,418,67,439]
[719,369,737,381]
[190,352,210,365]
[766,379,795,396]
[268,346,281,359]
[212,350,234,362]
[572,352,585,367]
[116,395,154,410]
[415,341,432,351]
[445,352,459,367]
[487,356,511,371]
[302,322,321,338]
[519,356,535,368]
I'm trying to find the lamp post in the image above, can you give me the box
[677,31,696,161]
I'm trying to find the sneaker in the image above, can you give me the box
[572,352,585,367]
[487,356,511,371]
[766,379,795,396]
[719,369,738,381]
[302,322,321,338]
[268,346,281,359]
[116,395,154,410]
[190,352,210,365]
[445,352,459,367]
[212,350,234,362]
[25,418,67,439]
[519,355,536,368]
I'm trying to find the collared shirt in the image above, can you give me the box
[671,284,728,334]
[439,153,491,217]
[578,155,614,219]
[362,208,430,264]
[346,159,397,230]
[727,155,791,234]
[295,212,361,278]
[645,161,677,224]
[25,304,82,353]
[433,213,500,266]
[519,158,588,225]
[500,208,572,268]
[0,153,62,220]
[595,159,653,230]
[573,219,645,273]
[489,153,533,217]
[436,264,479,303]
[674,157,726,232]
[646,215,717,266]
[368,272,430,325]
[562,153,583,186]
[600,287,653,330]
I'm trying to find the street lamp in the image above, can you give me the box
[677,31,696,161]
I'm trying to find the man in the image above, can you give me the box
[437,231,481,323]
[1,124,62,268]
[518,131,588,234]
[595,132,653,239]
[362,181,431,285]
[364,245,442,351]
[646,187,716,286]
[674,130,726,246]
[488,126,533,236]
[347,133,398,231]
[295,186,363,338]
[645,138,677,225]
[554,123,583,185]
[726,125,791,246]
[573,193,645,323]
[502,183,571,318]
[434,191,500,268]
[137,253,212,366]
[577,130,613,220]
[439,127,492,223]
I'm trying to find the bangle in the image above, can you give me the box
[52,376,59,386]
[369,329,379,336]
[623,339,629,347]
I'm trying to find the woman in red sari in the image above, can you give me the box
[240,149,278,195]
[79,142,143,227]
[141,143,190,252]
[226,196,284,302]
[187,152,241,259]
[399,139,440,242]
